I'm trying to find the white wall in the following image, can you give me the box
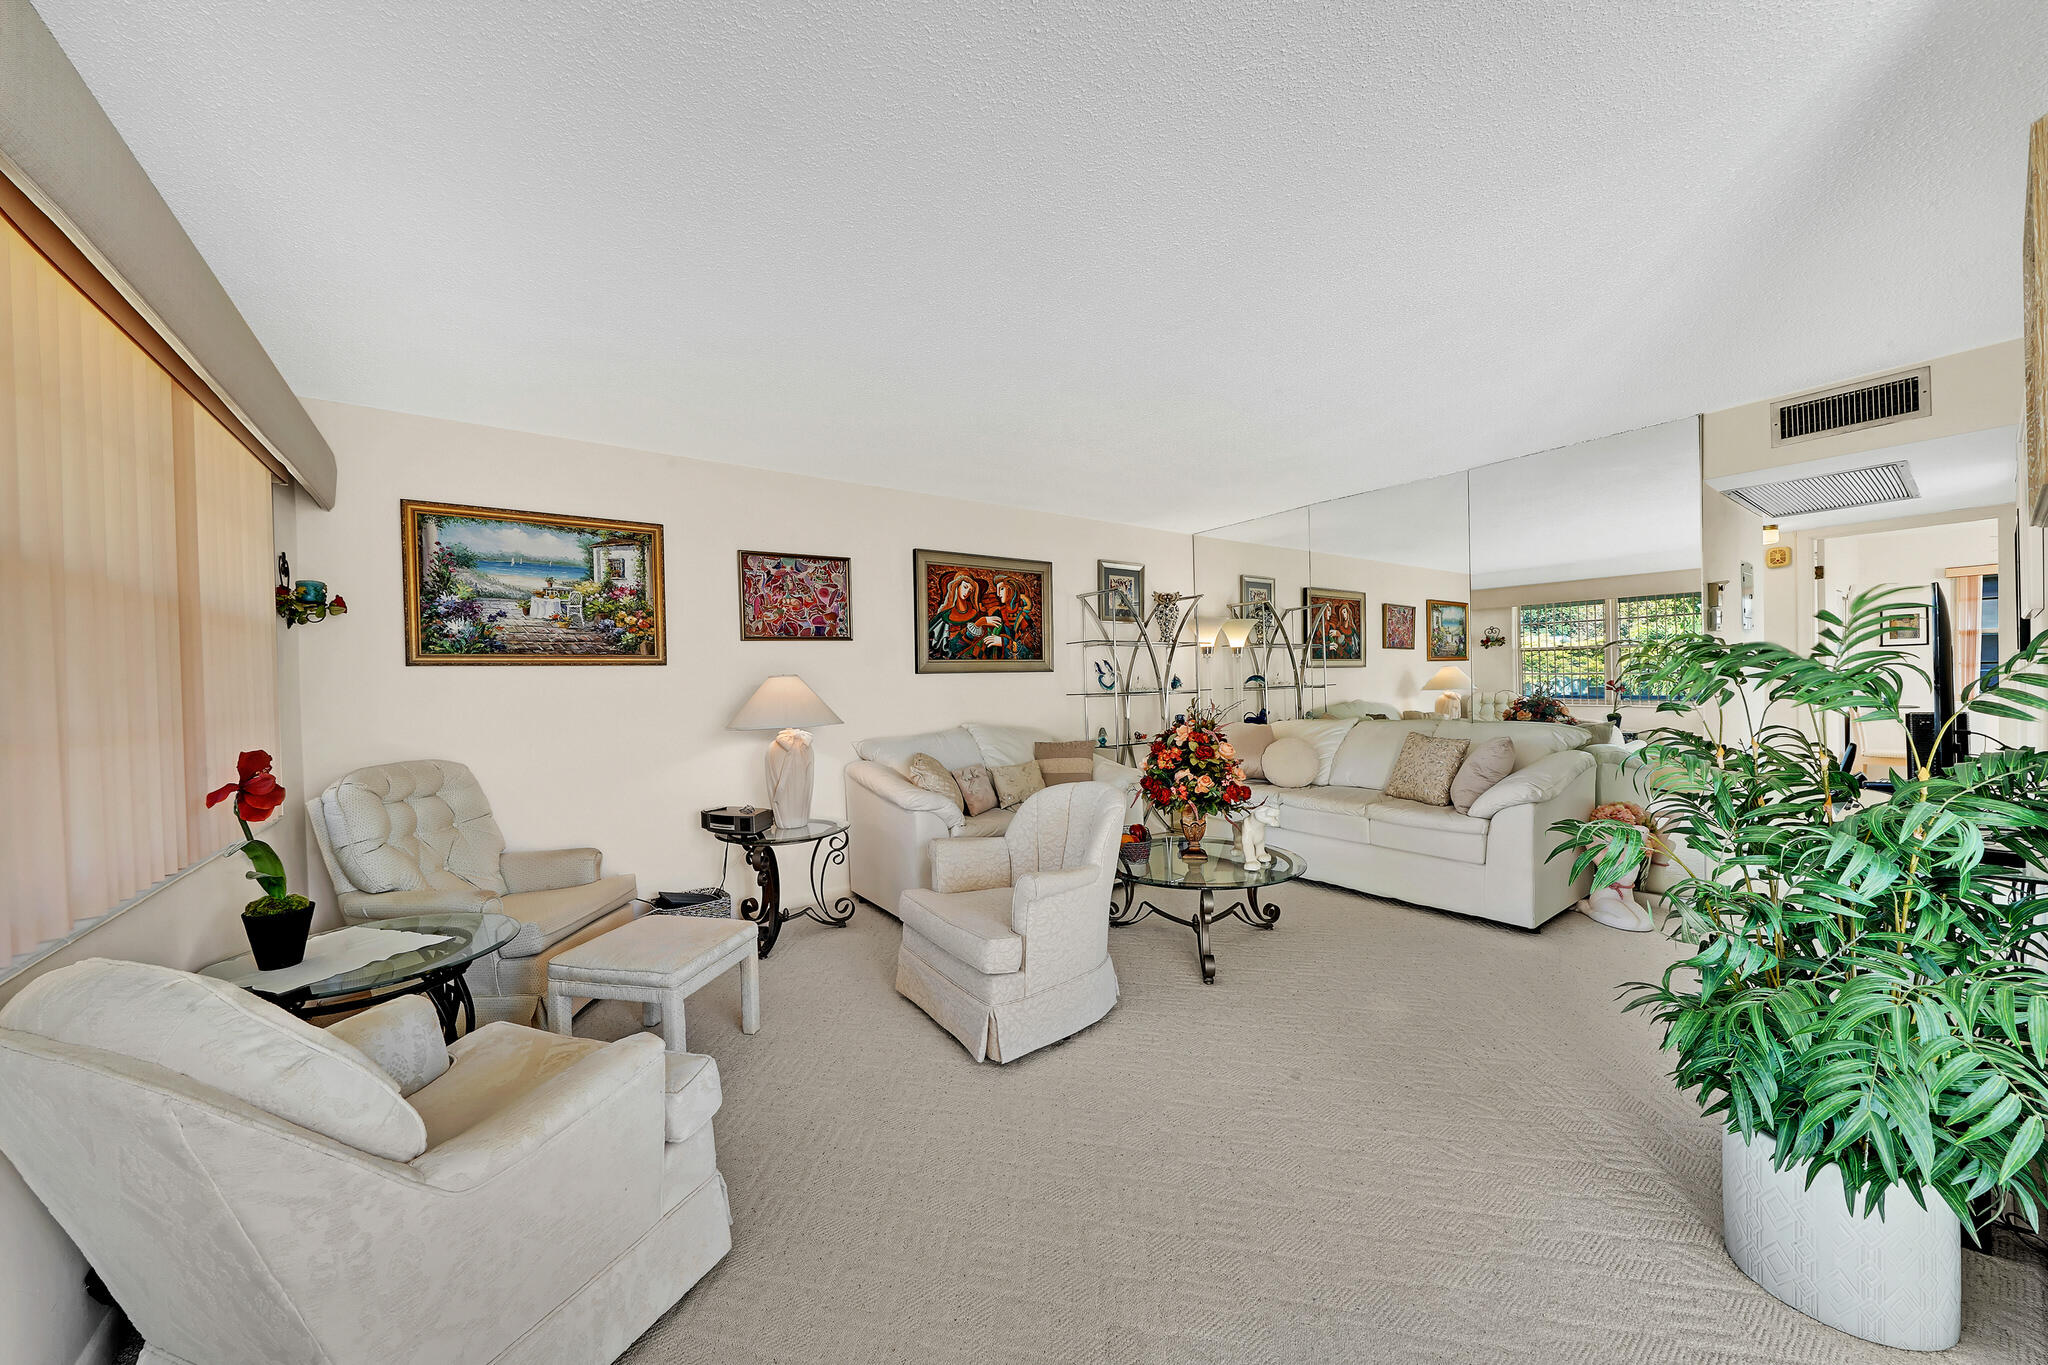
[289,401,1197,902]
[1822,517,2002,755]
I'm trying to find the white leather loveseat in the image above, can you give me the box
[1220,717,1599,929]
[845,723,1137,916]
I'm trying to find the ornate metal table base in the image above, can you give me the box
[738,827,857,957]
[1112,877,1280,985]
[255,963,478,1042]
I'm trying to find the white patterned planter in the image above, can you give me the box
[1722,1132,1960,1351]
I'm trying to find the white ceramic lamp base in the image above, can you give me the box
[765,728,815,828]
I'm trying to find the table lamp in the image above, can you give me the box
[729,675,843,827]
[1424,665,1470,718]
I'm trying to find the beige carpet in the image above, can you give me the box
[582,883,2048,1365]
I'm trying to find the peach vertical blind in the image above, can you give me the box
[1,216,276,960]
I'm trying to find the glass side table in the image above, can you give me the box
[200,911,519,1040]
[1113,840,1305,984]
[706,819,856,957]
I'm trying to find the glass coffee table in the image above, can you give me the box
[1113,840,1305,984]
[201,911,520,1041]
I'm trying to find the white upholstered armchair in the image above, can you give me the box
[310,759,637,1026]
[895,782,1125,1063]
[0,958,730,1365]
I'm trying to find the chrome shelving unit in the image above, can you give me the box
[1072,589,1203,763]
[1200,600,1329,722]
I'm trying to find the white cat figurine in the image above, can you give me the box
[1238,804,1282,869]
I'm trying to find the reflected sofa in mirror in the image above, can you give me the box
[1466,417,1704,741]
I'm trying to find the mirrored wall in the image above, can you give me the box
[1191,419,1703,735]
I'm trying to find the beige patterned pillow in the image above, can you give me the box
[1033,740,1094,785]
[904,752,964,812]
[991,760,1046,810]
[952,765,998,816]
[1383,733,1470,806]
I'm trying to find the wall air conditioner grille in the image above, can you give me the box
[1771,366,1930,445]
[1724,461,1919,518]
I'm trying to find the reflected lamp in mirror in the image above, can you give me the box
[1423,665,1471,718]
[728,675,843,827]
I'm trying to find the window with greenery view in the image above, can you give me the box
[1517,591,1703,702]
[1517,599,1605,699]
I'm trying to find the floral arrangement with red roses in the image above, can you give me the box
[206,749,309,916]
[1139,703,1254,819]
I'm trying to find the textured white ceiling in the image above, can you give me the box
[31,1,2048,531]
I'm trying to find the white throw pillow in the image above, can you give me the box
[963,723,1047,769]
[1261,737,1320,788]
[1091,755,1143,791]
[1272,718,1358,785]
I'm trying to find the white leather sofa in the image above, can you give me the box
[845,722,1138,916]
[1205,717,1598,928]
[0,958,729,1365]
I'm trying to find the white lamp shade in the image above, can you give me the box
[1216,617,1255,649]
[1423,665,1471,691]
[728,675,842,731]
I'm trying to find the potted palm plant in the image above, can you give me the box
[205,749,314,970]
[1552,587,2048,1350]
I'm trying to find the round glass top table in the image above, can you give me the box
[702,818,856,957]
[1113,840,1305,984]
[200,911,519,1040]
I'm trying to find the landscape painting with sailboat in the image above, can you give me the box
[401,500,666,664]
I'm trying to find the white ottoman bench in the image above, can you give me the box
[546,914,760,1050]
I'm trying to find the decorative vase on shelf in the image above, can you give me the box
[1177,807,1209,860]
[1152,592,1179,644]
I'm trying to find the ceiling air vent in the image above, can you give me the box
[1770,366,1930,445]
[1723,461,1919,518]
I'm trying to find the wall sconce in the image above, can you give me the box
[1215,617,1255,651]
[1761,523,1781,545]
[275,552,347,628]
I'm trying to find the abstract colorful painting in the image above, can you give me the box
[738,550,852,640]
[1382,602,1416,650]
[914,549,1052,673]
[1428,599,1469,661]
[401,500,664,665]
[1304,587,1366,667]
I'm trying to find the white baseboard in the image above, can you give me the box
[72,1306,118,1365]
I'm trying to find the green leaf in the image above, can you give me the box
[2000,1115,2045,1182]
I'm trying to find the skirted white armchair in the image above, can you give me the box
[310,759,637,1027]
[0,958,731,1365]
[895,782,1125,1063]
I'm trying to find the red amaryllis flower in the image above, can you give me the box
[206,750,287,824]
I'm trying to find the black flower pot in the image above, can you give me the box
[242,903,315,971]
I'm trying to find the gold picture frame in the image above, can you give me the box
[401,499,666,665]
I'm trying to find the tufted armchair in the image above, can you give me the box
[310,759,637,1028]
[895,782,1125,1063]
[0,958,730,1365]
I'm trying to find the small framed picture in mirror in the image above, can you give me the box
[1427,600,1469,660]
[1382,602,1416,650]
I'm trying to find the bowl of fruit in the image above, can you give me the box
[1118,823,1152,862]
